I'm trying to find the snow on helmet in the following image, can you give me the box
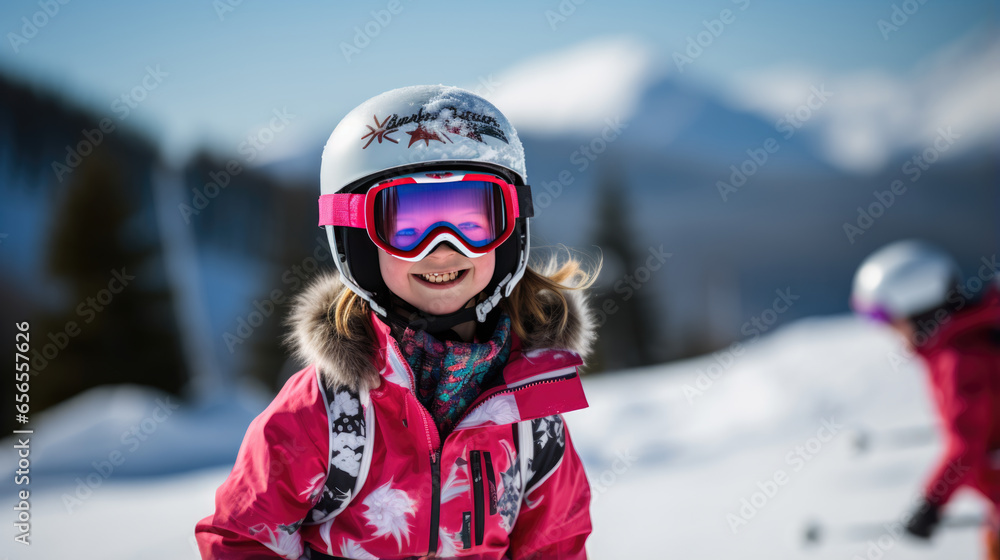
[850,240,961,322]
[320,85,531,323]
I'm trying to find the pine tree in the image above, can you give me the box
[589,160,664,371]
[35,149,189,410]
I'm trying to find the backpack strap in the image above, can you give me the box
[305,371,374,525]
[517,419,534,496]
[510,415,566,526]
[522,415,566,496]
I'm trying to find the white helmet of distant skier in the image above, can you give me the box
[318,85,533,326]
[851,240,961,322]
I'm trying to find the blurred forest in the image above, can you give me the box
[0,75,315,432]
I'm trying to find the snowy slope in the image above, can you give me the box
[1,315,987,559]
[568,315,984,559]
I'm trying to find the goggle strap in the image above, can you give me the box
[515,184,534,218]
[318,193,366,228]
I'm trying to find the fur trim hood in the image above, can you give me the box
[285,271,596,391]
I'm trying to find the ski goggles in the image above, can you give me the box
[319,171,533,261]
[851,298,894,323]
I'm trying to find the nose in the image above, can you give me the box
[428,242,461,257]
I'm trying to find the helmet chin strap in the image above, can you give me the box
[386,297,482,335]
[384,273,512,336]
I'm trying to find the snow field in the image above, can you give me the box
[1,315,987,559]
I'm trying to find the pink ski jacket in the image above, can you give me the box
[915,286,1000,508]
[196,272,596,559]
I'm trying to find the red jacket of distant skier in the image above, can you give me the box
[916,285,1000,507]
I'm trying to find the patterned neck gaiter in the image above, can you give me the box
[396,315,512,438]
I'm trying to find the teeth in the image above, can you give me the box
[419,270,460,283]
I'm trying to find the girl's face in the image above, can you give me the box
[377,180,499,315]
[384,184,496,252]
[378,245,495,316]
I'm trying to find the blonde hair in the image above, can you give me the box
[501,248,599,341]
[330,247,600,341]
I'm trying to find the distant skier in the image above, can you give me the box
[851,240,1000,559]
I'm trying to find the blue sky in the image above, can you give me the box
[1,0,995,163]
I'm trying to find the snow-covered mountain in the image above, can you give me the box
[722,29,1000,174]
[259,36,838,183]
[486,37,662,138]
[487,36,831,172]
[485,31,1000,174]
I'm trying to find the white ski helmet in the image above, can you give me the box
[320,85,532,322]
[850,240,961,322]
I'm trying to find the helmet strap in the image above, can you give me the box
[385,293,503,339]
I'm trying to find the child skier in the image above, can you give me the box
[851,240,1000,559]
[196,85,597,559]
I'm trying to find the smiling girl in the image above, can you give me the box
[196,86,598,559]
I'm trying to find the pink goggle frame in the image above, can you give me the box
[319,172,529,262]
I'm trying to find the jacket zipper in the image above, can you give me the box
[402,388,442,556]
[470,450,485,546]
[390,341,573,554]
[429,447,441,554]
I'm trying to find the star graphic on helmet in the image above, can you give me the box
[406,124,449,148]
[361,114,399,149]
